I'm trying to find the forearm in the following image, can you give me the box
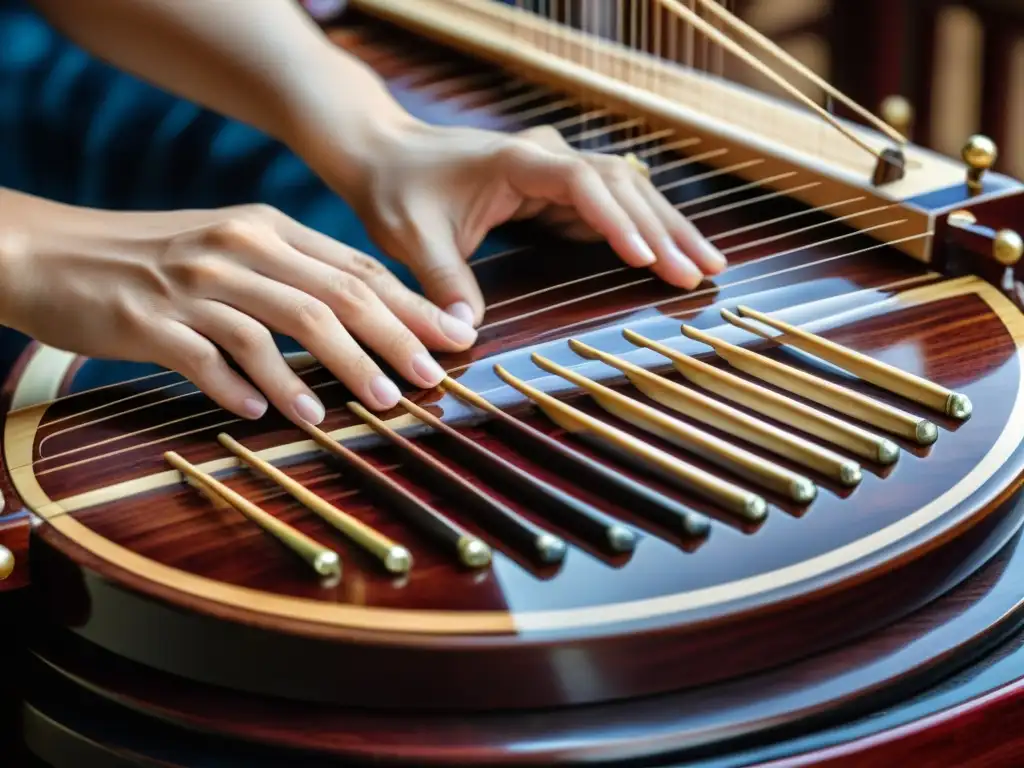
[30,0,416,190]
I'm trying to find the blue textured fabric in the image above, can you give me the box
[0,0,395,265]
[0,0,515,386]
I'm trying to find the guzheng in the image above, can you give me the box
[4,1,1024,766]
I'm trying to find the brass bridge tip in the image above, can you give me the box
[839,462,863,487]
[607,524,638,553]
[314,550,342,578]
[457,537,493,568]
[791,477,818,504]
[877,441,900,466]
[385,546,414,575]
[946,393,973,421]
[536,533,568,564]
[916,421,939,446]
[745,495,769,523]
[622,327,649,347]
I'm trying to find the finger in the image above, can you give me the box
[237,234,455,388]
[637,177,728,276]
[197,263,404,411]
[188,300,328,426]
[606,175,705,290]
[404,225,485,327]
[206,219,458,389]
[282,223,479,347]
[497,141,658,270]
[363,205,485,326]
[147,321,270,421]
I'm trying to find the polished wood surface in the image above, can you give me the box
[6,8,1024,766]
[16,504,1024,766]
[6,14,1024,715]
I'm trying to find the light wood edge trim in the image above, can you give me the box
[12,413,423,517]
[43,514,509,633]
[5,276,1021,635]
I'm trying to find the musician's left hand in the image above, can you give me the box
[304,121,728,327]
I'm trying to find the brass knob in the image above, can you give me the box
[880,95,913,136]
[0,545,13,581]
[994,229,1024,266]
[962,135,998,192]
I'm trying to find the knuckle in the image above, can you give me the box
[344,252,387,281]
[225,321,272,357]
[497,139,538,167]
[326,273,377,315]
[179,343,220,377]
[167,255,225,292]
[201,219,257,251]
[598,155,634,185]
[521,124,566,148]
[244,202,279,221]
[201,207,278,251]
[289,296,334,333]
[111,296,150,331]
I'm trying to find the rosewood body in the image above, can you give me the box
[6,10,1024,768]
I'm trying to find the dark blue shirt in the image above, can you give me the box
[0,0,404,271]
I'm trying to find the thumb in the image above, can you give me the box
[407,227,485,327]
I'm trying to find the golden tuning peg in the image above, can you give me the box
[880,95,914,137]
[0,545,13,581]
[994,230,1024,267]
[962,135,997,194]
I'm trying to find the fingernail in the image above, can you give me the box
[412,351,446,386]
[662,240,704,289]
[243,397,268,419]
[370,375,402,409]
[701,241,728,272]
[440,309,478,345]
[294,393,326,425]
[628,233,657,266]
[445,301,476,327]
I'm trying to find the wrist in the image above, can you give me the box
[278,45,425,198]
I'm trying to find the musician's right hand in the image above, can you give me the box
[0,188,478,425]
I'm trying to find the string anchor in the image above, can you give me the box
[872,147,907,186]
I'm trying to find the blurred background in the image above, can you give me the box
[732,0,1024,177]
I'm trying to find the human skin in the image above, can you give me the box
[0,0,725,426]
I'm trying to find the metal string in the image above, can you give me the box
[32,225,930,473]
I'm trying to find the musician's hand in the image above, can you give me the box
[325,122,727,326]
[0,191,478,424]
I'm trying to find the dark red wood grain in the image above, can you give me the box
[17,497,1024,766]
[7,14,1024,715]
[7,9,1024,767]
